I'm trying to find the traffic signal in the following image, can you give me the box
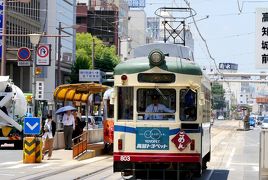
[26,95,32,103]
[35,67,42,75]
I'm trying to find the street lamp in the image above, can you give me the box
[29,33,42,117]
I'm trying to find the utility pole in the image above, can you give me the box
[1,0,7,76]
[92,38,95,69]
[32,46,36,116]
[57,21,62,86]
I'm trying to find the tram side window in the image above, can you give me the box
[118,87,133,120]
[180,89,197,121]
[137,88,176,120]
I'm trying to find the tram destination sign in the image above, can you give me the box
[256,8,268,68]
[136,127,169,150]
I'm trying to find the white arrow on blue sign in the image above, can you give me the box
[24,117,41,135]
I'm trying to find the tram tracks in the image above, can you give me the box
[14,156,113,180]
[74,165,114,180]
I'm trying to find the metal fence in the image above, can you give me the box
[72,132,87,159]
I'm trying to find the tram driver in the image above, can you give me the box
[144,95,174,120]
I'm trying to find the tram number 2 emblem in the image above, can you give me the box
[120,155,131,161]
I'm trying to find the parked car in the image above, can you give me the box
[217,115,224,120]
[249,116,255,127]
[257,116,264,125]
[81,116,103,129]
[261,118,268,129]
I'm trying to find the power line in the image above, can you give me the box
[183,0,220,73]
[237,0,268,13]
[183,0,232,90]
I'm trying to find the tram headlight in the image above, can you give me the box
[148,50,165,66]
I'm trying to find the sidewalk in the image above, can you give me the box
[42,149,73,162]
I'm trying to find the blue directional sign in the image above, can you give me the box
[24,117,41,135]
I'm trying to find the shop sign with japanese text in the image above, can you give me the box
[256,8,268,68]
[136,127,169,150]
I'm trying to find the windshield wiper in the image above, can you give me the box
[156,88,167,100]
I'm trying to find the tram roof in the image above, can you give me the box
[54,83,108,103]
[114,57,202,76]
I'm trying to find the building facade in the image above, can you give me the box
[76,0,128,53]
[5,0,41,93]
[40,0,76,101]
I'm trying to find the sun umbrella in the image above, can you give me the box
[56,105,77,114]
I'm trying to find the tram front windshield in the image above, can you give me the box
[137,88,176,120]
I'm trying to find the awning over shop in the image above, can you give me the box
[53,83,109,103]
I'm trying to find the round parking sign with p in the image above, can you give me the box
[37,45,49,58]
[18,47,31,61]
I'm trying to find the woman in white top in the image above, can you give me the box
[42,115,56,160]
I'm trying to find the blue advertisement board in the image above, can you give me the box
[136,127,169,150]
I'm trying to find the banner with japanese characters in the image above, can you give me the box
[256,8,268,68]
[136,127,169,150]
[0,0,4,58]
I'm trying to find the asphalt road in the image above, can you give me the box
[0,119,260,180]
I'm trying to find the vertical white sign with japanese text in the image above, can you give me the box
[0,0,4,58]
[256,8,268,68]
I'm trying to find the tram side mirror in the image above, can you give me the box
[110,92,115,105]
[199,92,205,106]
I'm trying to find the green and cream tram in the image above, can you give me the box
[112,43,211,178]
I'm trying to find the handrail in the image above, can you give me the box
[72,131,88,159]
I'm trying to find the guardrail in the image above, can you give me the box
[72,132,87,159]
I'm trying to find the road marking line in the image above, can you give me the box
[0,173,15,176]
[206,170,214,179]
[231,162,259,166]
[0,161,21,166]
[33,163,55,169]
[226,148,236,168]
[7,163,35,169]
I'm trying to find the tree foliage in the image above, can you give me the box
[211,83,226,110]
[69,49,90,83]
[69,33,120,83]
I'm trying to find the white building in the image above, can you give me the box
[39,0,76,101]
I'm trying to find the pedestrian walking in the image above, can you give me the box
[42,114,56,160]
[62,110,75,150]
